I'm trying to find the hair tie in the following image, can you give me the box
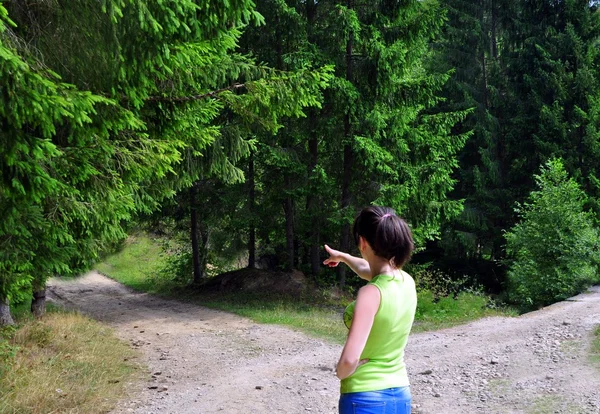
[381,214,391,219]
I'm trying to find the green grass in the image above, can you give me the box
[96,233,515,343]
[526,396,562,414]
[95,234,165,292]
[0,307,140,414]
[591,325,600,366]
[526,395,588,414]
[413,290,518,332]
[488,378,511,397]
[194,291,350,343]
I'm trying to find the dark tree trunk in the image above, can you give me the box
[198,226,209,279]
[284,176,295,271]
[491,0,498,60]
[306,0,320,278]
[479,0,489,110]
[248,151,256,268]
[306,0,315,24]
[0,297,14,326]
[310,241,321,278]
[338,2,354,289]
[481,50,488,109]
[31,288,46,318]
[338,146,353,289]
[306,111,321,278]
[190,184,202,284]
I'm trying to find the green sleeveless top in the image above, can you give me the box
[341,272,417,394]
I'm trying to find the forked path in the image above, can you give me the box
[48,272,600,414]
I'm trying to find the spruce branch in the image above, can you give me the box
[146,83,246,103]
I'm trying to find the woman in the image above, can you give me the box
[323,206,417,414]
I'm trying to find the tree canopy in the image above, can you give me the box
[3,0,600,324]
[0,0,332,323]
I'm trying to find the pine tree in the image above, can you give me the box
[237,0,470,287]
[433,0,511,265]
[502,0,600,206]
[506,159,600,310]
[0,1,332,324]
[435,0,600,288]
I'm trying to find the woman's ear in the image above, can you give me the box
[358,236,367,253]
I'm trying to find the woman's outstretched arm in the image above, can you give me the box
[323,245,372,281]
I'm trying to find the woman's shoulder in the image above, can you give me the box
[399,270,416,288]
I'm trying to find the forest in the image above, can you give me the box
[2,0,600,327]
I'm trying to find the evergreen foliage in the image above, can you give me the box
[505,159,600,310]
[435,0,600,293]
[230,0,470,286]
[0,0,332,323]
[4,0,600,317]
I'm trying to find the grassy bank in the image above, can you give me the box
[0,309,140,413]
[96,233,165,292]
[96,234,515,343]
[592,325,600,366]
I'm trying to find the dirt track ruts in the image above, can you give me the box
[48,272,600,413]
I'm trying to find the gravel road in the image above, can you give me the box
[48,272,600,414]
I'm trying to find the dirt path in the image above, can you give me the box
[48,272,600,414]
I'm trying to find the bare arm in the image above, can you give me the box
[323,245,372,281]
[335,284,380,379]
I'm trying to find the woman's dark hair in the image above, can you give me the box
[352,206,414,268]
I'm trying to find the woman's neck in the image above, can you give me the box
[368,257,396,279]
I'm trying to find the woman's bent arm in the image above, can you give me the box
[336,284,380,380]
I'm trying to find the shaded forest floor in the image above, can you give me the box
[48,272,600,414]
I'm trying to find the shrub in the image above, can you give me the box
[505,159,600,310]
[409,264,472,301]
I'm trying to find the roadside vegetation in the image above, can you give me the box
[0,306,140,414]
[505,160,600,311]
[592,325,600,367]
[95,233,515,343]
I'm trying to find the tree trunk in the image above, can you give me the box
[306,112,321,278]
[190,184,202,284]
[306,0,315,24]
[481,0,489,109]
[284,176,295,271]
[198,226,210,279]
[248,151,256,268]
[0,297,14,326]
[491,0,498,60]
[338,134,354,289]
[306,0,320,278]
[338,1,354,289]
[338,146,353,288]
[31,288,46,318]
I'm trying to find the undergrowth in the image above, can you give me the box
[96,233,515,343]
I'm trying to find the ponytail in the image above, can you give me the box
[353,206,414,268]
